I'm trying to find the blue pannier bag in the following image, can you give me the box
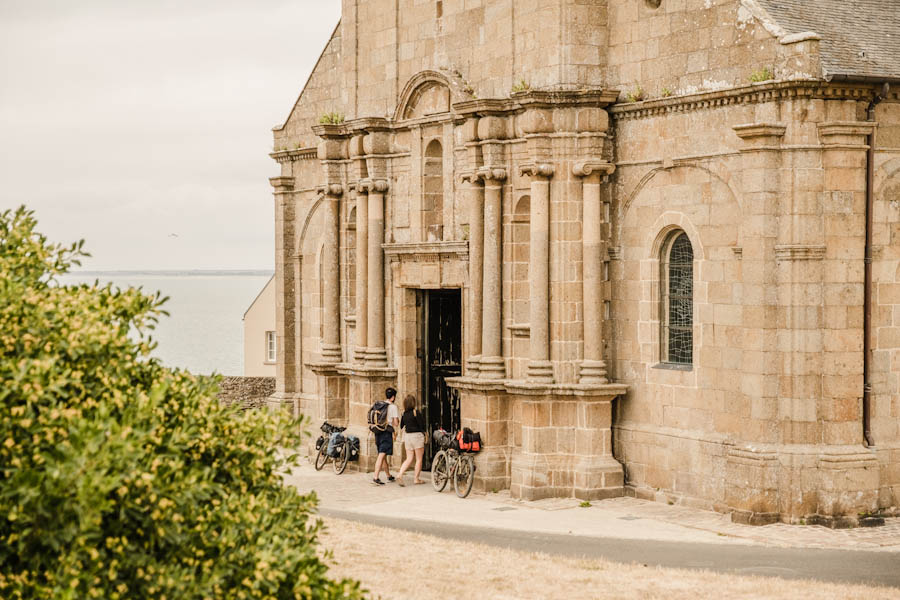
[327,431,344,457]
[346,434,360,461]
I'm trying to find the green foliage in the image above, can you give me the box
[625,86,645,103]
[0,207,362,599]
[318,112,345,125]
[661,87,673,98]
[749,67,774,83]
[579,501,592,508]
[510,78,530,94]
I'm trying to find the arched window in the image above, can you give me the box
[660,231,693,365]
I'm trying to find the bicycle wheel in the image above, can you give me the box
[314,439,329,471]
[454,454,475,498]
[333,442,349,474]
[431,450,449,492]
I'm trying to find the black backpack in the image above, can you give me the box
[368,401,390,433]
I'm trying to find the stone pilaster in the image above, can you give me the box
[268,174,297,412]
[478,166,507,379]
[519,163,555,382]
[573,160,615,383]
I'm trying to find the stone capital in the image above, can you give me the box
[269,176,294,192]
[356,178,390,194]
[519,163,555,179]
[316,183,344,197]
[475,166,507,183]
[572,160,615,178]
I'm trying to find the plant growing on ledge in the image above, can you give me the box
[318,111,345,125]
[661,87,673,98]
[625,85,645,103]
[749,67,774,83]
[510,78,530,94]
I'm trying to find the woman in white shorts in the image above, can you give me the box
[397,394,426,486]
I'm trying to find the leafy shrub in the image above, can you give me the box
[510,78,530,94]
[0,207,361,599]
[318,112,345,125]
[749,67,774,83]
[625,86,645,103]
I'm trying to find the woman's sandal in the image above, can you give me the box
[397,479,405,487]
[413,480,425,485]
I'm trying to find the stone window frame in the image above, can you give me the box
[658,230,694,368]
[265,330,277,364]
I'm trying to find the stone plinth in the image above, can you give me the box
[448,377,627,500]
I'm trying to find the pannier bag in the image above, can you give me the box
[327,431,345,457]
[315,436,325,451]
[432,428,452,450]
[367,401,390,433]
[456,428,482,453]
[346,434,360,461]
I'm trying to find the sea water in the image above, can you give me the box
[59,271,272,376]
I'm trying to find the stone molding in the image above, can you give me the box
[733,123,787,151]
[817,121,877,148]
[355,178,390,193]
[447,376,627,398]
[335,363,397,379]
[270,147,317,163]
[607,246,622,261]
[774,244,827,261]
[307,361,343,376]
[382,240,468,260]
[611,81,878,121]
[508,323,530,338]
[475,166,508,182]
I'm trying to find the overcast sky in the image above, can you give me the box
[0,0,341,271]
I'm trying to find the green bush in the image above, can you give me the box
[0,207,362,599]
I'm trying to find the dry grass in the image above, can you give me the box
[319,517,896,600]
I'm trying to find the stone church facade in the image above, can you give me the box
[269,0,900,525]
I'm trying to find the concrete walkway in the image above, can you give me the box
[284,461,900,552]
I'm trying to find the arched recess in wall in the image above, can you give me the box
[511,194,531,324]
[297,197,325,374]
[394,69,469,122]
[423,138,444,241]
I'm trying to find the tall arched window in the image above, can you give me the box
[660,231,693,365]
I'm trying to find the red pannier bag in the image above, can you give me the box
[456,428,482,453]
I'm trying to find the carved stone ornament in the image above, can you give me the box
[519,163,555,179]
[356,178,390,194]
[475,167,507,182]
[316,183,344,196]
[572,160,616,178]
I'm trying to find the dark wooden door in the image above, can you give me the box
[422,289,461,463]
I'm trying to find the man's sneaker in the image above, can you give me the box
[372,478,384,486]
[387,476,395,482]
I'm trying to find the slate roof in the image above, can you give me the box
[757,0,900,81]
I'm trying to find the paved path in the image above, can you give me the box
[284,461,900,586]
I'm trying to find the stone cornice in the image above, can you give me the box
[733,123,787,140]
[345,117,392,133]
[774,244,826,261]
[511,88,620,108]
[335,363,397,379]
[610,80,878,121]
[270,147,317,163]
[382,241,468,260]
[572,159,616,178]
[311,124,349,138]
[452,98,518,117]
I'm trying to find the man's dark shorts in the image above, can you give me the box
[374,430,393,455]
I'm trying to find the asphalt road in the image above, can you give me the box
[321,508,900,588]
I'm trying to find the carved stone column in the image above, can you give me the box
[462,171,484,375]
[478,167,507,379]
[573,160,615,383]
[269,175,297,406]
[319,183,343,364]
[365,178,389,368]
[354,181,369,363]
[520,163,555,382]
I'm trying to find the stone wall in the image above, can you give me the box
[217,376,276,411]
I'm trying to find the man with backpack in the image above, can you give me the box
[369,387,399,485]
